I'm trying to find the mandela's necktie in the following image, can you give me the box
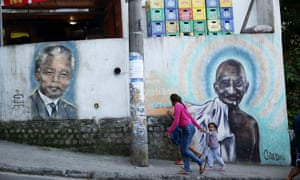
[49,103,57,118]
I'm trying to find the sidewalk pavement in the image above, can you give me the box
[0,140,298,180]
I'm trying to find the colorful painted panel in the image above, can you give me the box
[144,34,290,165]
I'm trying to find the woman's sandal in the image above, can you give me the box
[177,170,192,175]
[175,160,184,165]
[199,163,206,175]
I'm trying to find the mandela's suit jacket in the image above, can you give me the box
[30,90,78,120]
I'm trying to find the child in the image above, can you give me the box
[206,122,225,171]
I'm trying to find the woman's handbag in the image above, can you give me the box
[170,126,181,145]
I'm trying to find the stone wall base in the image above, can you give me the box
[0,116,179,160]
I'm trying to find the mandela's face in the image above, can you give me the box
[35,55,72,99]
[214,61,249,107]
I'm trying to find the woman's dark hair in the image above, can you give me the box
[170,93,185,107]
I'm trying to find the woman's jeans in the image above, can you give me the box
[180,123,204,172]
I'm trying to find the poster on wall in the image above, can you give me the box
[144,34,290,165]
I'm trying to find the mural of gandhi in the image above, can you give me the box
[189,59,260,163]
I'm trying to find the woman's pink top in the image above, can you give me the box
[167,102,201,135]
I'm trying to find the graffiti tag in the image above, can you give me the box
[13,93,24,109]
[263,149,285,161]
[150,102,171,108]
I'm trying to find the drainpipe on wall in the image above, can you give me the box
[128,0,149,166]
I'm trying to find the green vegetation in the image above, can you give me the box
[281,0,300,127]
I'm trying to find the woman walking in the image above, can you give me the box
[166,93,206,175]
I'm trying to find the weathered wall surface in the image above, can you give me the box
[0,34,290,165]
[143,34,289,165]
[0,0,290,165]
[0,117,179,160]
[0,40,130,121]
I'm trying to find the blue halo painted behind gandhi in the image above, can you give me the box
[189,59,260,163]
[30,44,78,120]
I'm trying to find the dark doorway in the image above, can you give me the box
[2,0,123,45]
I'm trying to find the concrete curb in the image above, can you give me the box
[0,140,296,180]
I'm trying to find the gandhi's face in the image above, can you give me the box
[214,62,248,107]
[36,55,72,99]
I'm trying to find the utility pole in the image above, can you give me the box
[0,4,3,46]
[128,0,148,166]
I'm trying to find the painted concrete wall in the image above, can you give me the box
[141,0,287,165]
[0,39,130,121]
[143,34,289,165]
[0,0,289,165]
